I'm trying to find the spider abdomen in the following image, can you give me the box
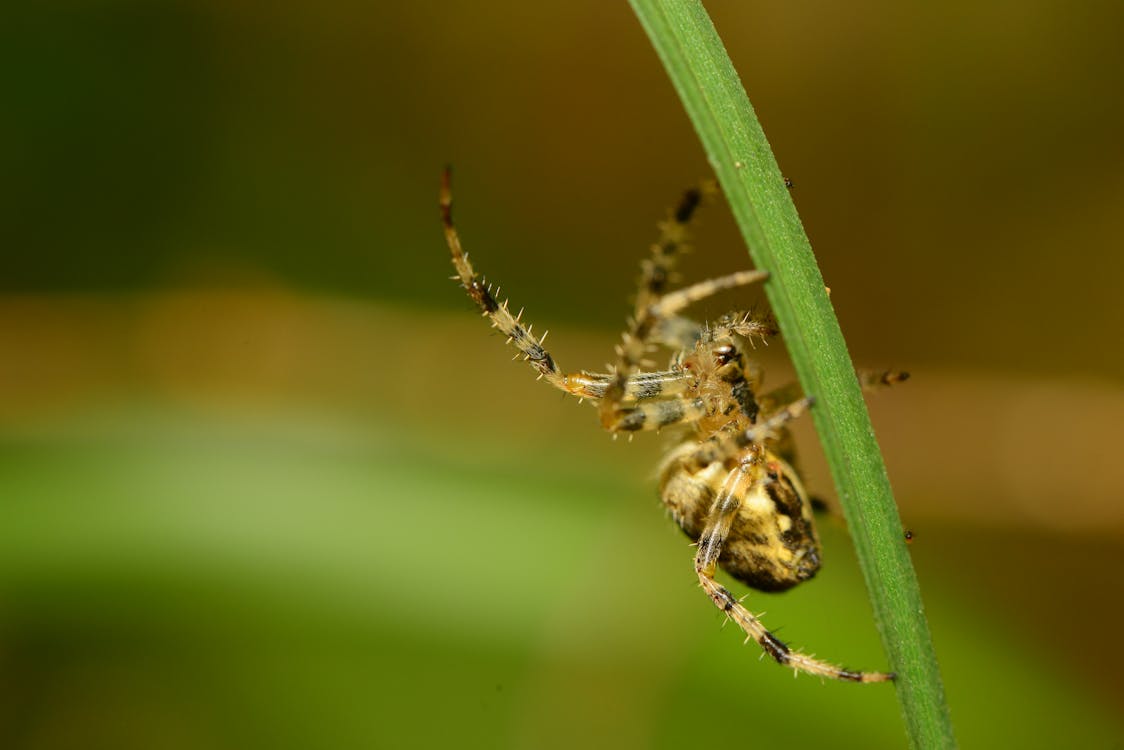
[660,449,821,592]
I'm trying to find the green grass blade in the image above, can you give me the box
[628,2,956,747]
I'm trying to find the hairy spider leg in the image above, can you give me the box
[608,396,711,433]
[598,183,713,425]
[564,370,693,402]
[755,369,911,431]
[701,310,779,346]
[440,168,566,382]
[693,460,894,683]
[631,182,715,319]
[650,271,771,320]
[441,168,704,403]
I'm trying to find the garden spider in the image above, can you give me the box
[440,168,895,683]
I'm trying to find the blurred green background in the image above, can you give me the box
[2,2,1122,748]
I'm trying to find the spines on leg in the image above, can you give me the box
[697,573,894,683]
[703,310,779,347]
[693,464,894,683]
[440,167,567,388]
[633,182,714,318]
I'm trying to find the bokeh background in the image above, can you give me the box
[2,1,1122,747]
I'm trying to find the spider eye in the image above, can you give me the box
[714,344,738,365]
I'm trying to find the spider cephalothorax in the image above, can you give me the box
[440,168,895,683]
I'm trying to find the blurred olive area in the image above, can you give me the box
[1,1,1122,748]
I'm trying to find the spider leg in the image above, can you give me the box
[650,271,770,319]
[442,168,687,401]
[694,462,893,683]
[858,368,911,390]
[701,310,779,347]
[632,183,715,318]
[613,185,715,358]
[759,370,909,493]
[441,168,571,385]
[605,395,710,432]
[631,188,776,353]
[758,383,807,412]
[571,370,709,431]
[761,370,909,410]
[567,370,693,402]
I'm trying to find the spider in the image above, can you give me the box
[440,168,897,684]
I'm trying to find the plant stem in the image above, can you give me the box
[628,2,955,747]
